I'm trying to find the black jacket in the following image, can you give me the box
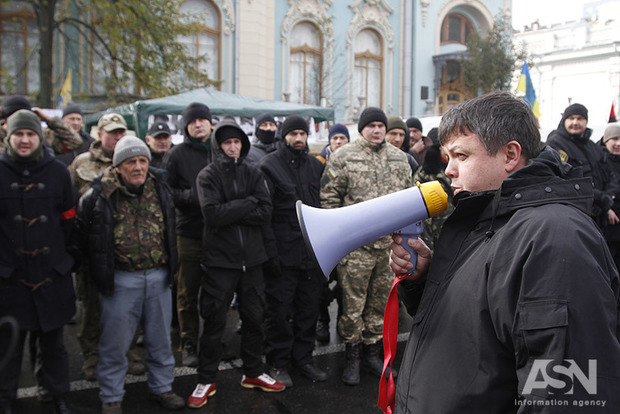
[196,120,272,270]
[396,147,620,413]
[600,139,620,242]
[546,118,618,218]
[259,144,324,268]
[163,137,212,239]
[0,150,76,332]
[76,168,178,296]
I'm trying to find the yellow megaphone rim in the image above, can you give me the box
[417,181,448,217]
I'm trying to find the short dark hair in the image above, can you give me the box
[439,91,541,160]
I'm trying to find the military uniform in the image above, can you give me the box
[69,140,113,197]
[320,136,412,344]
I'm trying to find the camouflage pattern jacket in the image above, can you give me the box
[68,140,112,197]
[75,167,178,296]
[320,136,412,249]
[0,116,82,155]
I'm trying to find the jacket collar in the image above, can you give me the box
[356,134,386,152]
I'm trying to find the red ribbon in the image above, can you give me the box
[378,274,406,414]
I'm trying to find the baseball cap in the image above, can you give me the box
[147,121,172,137]
[97,113,127,132]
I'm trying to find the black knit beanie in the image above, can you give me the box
[62,103,83,118]
[5,109,44,162]
[1,95,32,120]
[563,103,588,120]
[255,113,276,128]
[406,117,423,132]
[358,107,387,132]
[280,115,308,138]
[182,102,212,135]
[255,112,277,144]
[215,125,244,145]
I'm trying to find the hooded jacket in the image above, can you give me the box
[162,124,212,239]
[395,147,620,413]
[0,150,76,332]
[75,167,178,296]
[195,120,272,270]
[259,142,324,268]
[546,115,618,218]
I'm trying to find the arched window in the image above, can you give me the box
[179,0,220,86]
[0,3,39,94]
[440,13,473,45]
[354,29,382,108]
[289,22,322,105]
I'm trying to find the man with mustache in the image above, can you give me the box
[75,136,185,414]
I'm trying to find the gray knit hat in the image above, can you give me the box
[113,136,151,166]
[604,123,620,143]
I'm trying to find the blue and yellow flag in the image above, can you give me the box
[58,69,72,109]
[516,62,541,119]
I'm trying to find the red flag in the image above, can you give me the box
[610,103,617,123]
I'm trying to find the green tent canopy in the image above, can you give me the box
[84,88,334,139]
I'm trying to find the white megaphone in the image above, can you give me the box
[296,181,448,278]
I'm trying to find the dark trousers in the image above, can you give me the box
[0,326,69,403]
[197,265,265,383]
[265,267,322,368]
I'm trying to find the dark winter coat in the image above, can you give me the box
[163,137,212,239]
[75,168,178,296]
[245,140,280,167]
[0,151,76,332]
[196,120,272,270]
[396,147,620,413]
[600,140,620,242]
[546,118,619,218]
[259,144,324,268]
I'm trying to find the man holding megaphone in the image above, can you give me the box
[389,92,620,413]
[320,107,412,386]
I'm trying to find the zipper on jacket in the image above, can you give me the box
[232,175,247,272]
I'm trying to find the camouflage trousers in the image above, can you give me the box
[336,247,392,345]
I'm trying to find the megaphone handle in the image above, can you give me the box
[395,221,423,275]
[400,235,418,275]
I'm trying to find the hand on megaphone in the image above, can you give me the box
[389,234,431,281]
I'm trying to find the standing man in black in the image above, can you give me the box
[259,115,327,387]
[163,103,213,367]
[187,120,284,408]
[546,103,619,224]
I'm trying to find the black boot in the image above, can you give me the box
[361,342,385,377]
[341,343,361,385]
[53,397,71,414]
[0,401,13,414]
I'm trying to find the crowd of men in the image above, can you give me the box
[1,91,620,414]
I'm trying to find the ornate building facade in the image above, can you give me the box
[0,0,508,124]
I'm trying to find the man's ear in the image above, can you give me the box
[503,141,524,173]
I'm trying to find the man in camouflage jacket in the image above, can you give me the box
[75,136,184,412]
[320,107,412,385]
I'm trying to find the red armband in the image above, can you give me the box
[61,207,76,220]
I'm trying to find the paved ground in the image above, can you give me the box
[13,301,413,414]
